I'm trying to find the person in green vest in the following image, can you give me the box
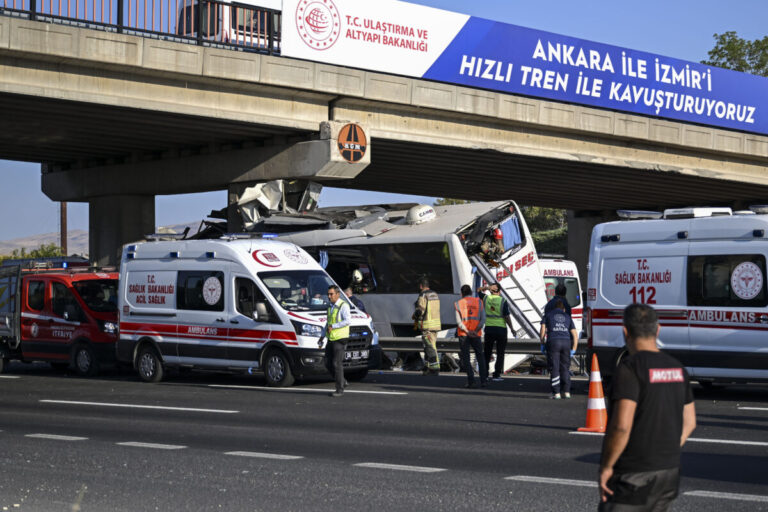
[478,283,515,381]
[324,285,351,397]
[413,277,441,375]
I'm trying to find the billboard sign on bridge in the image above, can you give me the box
[282,0,767,136]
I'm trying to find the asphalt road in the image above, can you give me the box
[0,362,767,511]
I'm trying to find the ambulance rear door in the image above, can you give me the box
[597,230,689,360]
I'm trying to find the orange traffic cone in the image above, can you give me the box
[578,354,607,433]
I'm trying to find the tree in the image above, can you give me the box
[519,206,566,233]
[433,198,471,206]
[702,31,768,77]
[0,243,64,262]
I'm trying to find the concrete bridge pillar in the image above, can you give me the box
[566,209,618,290]
[89,195,155,267]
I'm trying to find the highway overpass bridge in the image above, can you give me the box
[1,10,768,268]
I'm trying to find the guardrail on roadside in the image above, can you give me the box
[378,336,588,354]
[379,336,589,373]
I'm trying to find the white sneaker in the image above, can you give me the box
[492,377,504,382]
[564,392,571,399]
[551,393,561,400]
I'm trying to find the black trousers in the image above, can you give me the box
[484,326,508,378]
[459,335,487,385]
[598,467,680,511]
[325,339,348,392]
[546,338,571,394]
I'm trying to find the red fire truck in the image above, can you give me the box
[0,261,118,376]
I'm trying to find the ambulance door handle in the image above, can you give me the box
[215,318,225,322]
[230,319,239,324]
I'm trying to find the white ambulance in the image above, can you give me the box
[540,258,583,333]
[116,238,378,386]
[586,207,768,384]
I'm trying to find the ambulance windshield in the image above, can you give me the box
[259,270,341,312]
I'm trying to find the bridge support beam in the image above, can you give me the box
[45,122,369,264]
[89,195,155,267]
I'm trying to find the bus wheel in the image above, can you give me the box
[264,349,294,387]
[137,345,164,383]
[74,343,99,377]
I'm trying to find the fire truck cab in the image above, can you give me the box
[0,262,119,376]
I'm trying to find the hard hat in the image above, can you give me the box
[352,269,363,283]
[493,228,503,240]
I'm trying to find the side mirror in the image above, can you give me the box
[253,302,271,322]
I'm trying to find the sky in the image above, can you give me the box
[1,0,767,241]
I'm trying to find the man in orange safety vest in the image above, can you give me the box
[455,284,487,388]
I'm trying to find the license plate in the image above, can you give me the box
[345,350,369,360]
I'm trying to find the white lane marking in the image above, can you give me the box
[688,437,768,447]
[505,475,597,488]
[25,434,87,441]
[570,431,768,447]
[354,462,446,473]
[209,384,407,395]
[40,399,238,414]
[225,451,304,460]
[685,490,768,503]
[0,375,20,379]
[738,407,768,411]
[117,442,186,450]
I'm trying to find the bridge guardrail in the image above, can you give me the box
[0,0,281,54]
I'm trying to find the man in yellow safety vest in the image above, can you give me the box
[478,283,516,381]
[324,285,351,397]
[413,277,441,375]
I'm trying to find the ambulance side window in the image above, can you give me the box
[235,277,276,322]
[687,254,767,307]
[27,280,45,311]
[177,271,225,311]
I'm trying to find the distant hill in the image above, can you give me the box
[0,221,203,257]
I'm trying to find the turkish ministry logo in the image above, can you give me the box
[337,123,367,163]
[731,261,763,300]
[296,0,341,50]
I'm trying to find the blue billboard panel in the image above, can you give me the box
[424,18,765,135]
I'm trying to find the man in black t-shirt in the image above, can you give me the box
[598,304,697,511]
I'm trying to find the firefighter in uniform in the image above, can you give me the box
[455,284,488,388]
[324,285,350,397]
[478,283,515,380]
[414,277,441,375]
